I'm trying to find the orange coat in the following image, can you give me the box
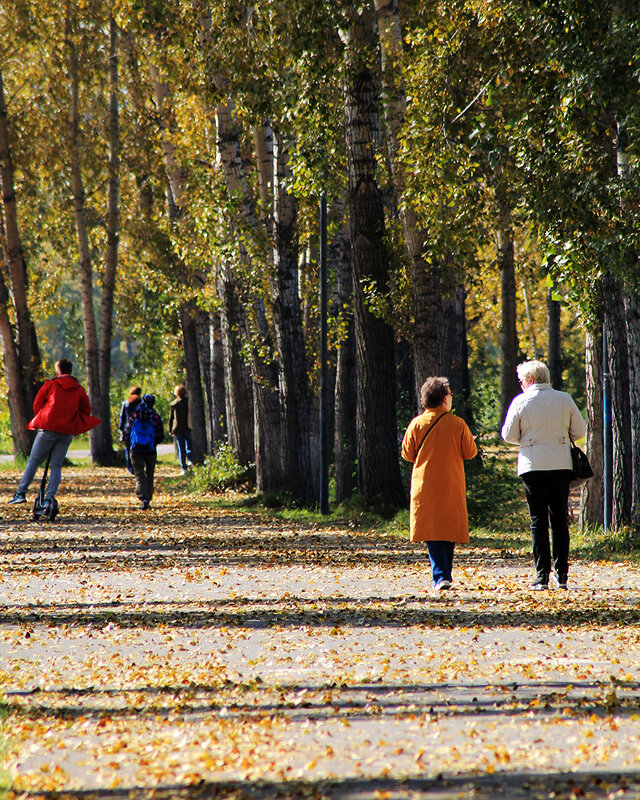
[401,410,477,543]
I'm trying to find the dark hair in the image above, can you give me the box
[420,377,451,410]
[56,358,73,375]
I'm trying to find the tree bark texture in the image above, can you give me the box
[344,13,405,507]
[195,310,215,455]
[495,187,520,427]
[0,65,41,417]
[603,274,632,528]
[374,0,441,400]
[97,16,120,458]
[579,329,603,530]
[209,311,227,447]
[440,282,472,424]
[333,222,357,503]
[218,274,255,467]
[66,9,106,463]
[271,132,312,503]
[623,287,640,528]
[546,291,562,389]
[180,303,207,463]
[0,269,31,455]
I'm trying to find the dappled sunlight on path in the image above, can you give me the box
[1,467,640,799]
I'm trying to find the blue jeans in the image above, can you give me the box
[427,541,455,586]
[174,433,193,471]
[18,430,73,501]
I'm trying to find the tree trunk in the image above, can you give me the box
[441,282,472,424]
[271,131,312,503]
[0,64,41,415]
[97,16,120,459]
[180,303,207,463]
[196,309,215,455]
[344,11,405,507]
[333,221,357,503]
[66,7,106,463]
[495,186,520,426]
[579,329,603,530]
[623,288,640,528]
[218,274,255,467]
[252,301,282,492]
[547,290,562,389]
[373,0,441,400]
[209,311,227,447]
[603,274,632,528]
[0,270,31,455]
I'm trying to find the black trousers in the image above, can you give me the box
[131,450,157,502]
[521,470,572,581]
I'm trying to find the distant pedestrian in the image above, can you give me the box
[119,386,142,474]
[125,393,164,510]
[168,384,194,474]
[8,359,101,509]
[401,377,478,592]
[501,360,586,591]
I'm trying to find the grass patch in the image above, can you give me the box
[0,699,11,799]
[572,524,640,564]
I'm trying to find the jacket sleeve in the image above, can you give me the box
[31,381,50,415]
[568,396,587,442]
[78,387,92,416]
[168,406,175,434]
[501,398,522,445]
[401,419,418,463]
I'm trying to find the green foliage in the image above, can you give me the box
[190,444,251,493]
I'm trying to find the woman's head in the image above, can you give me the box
[516,360,550,386]
[127,386,142,402]
[420,377,452,410]
[174,384,187,398]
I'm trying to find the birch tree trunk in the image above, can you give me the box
[66,7,106,463]
[547,291,562,389]
[209,311,227,446]
[603,273,632,528]
[623,289,640,528]
[579,329,603,529]
[333,221,357,503]
[495,185,520,426]
[97,16,120,458]
[344,10,405,507]
[271,131,312,502]
[373,0,441,399]
[0,66,37,455]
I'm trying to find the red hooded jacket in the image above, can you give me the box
[27,375,101,435]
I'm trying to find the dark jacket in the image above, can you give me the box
[28,375,101,435]
[169,396,191,436]
[126,402,164,449]
[119,398,141,442]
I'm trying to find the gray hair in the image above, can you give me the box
[517,360,550,385]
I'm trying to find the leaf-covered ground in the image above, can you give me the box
[1,464,640,799]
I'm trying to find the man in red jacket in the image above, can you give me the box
[9,359,101,507]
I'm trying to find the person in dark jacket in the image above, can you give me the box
[119,386,142,474]
[168,384,193,474]
[125,393,164,509]
[9,359,101,507]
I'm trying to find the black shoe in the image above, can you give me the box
[555,574,568,590]
[141,499,150,509]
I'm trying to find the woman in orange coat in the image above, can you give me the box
[402,377,477,592]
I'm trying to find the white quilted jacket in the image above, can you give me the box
[501,383,587,475]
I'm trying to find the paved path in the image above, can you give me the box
[0,444,176,464]
[1,466,640,799]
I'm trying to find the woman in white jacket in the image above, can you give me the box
[501,360,586,590]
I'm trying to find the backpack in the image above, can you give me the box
[129,405,156,453]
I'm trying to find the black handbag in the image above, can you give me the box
[570,442,594,488]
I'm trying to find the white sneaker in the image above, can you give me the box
[434,579,451,592]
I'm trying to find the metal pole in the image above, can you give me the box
[603,321,613,531]
[319,195,329,514]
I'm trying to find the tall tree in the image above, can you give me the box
[343,8,405,506]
